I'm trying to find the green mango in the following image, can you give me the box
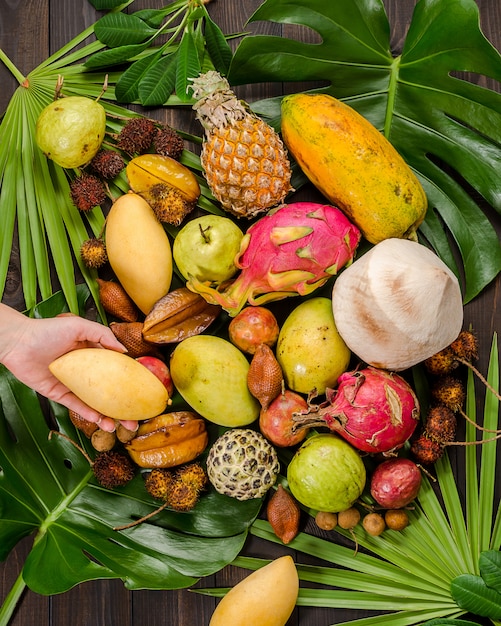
[170,335,260,427]
[276,297,351,395]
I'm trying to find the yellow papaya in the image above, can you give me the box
[280,93,427,244]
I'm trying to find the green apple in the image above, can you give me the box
[173,215,244,283]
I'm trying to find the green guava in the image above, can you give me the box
[35,96,106,168]
[287,433,366,512]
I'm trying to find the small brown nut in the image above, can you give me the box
[142,287,221,344]
[266,484,301,544]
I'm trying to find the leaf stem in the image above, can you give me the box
[0,49,26,86]
[0,570,27,626]
[384,54,400,138]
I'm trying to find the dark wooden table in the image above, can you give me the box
[1,0,501,624]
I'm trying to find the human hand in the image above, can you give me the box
[0,305,138,432]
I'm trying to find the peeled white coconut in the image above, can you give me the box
[331,238,463,371]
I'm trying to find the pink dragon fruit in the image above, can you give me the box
[293,367,420,454]
[187,202,361,316]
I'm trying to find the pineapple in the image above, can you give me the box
[189,71,293,218]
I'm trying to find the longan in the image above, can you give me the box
[362,512,386,536]
[315,511,338,531]
[385,509,410,531]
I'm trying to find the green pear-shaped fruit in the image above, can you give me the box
[35,96,106,168]
[276,296,351,395]
[170,335,260,427]
[287,433,366,512]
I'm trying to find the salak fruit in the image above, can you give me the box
[188,201,361,316]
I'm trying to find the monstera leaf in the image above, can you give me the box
[229,0,501,303]
[0,287,261,621]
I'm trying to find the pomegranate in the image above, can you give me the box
[228,306,280,354]
[294,367,419,454]
[260,389,309,447]
[370,458,422,508]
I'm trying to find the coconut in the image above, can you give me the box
[331,238,463,371]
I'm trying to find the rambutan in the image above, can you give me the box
[424,346,458,376]
[80,237,108,269]
[145,184,196,225]
[450,330,479,363]
[144,468,175,501]
[70,174,107,211]
[90,149,125,179]
[424,405,457,443]
[117,117,156,154]
[430,376,466,412]
[153,125,184,160]
[410,433,444,465]
[93,450,135,488]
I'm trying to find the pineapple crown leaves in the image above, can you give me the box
[189,71,251,132]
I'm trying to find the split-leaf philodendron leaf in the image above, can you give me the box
[229,0,501,303]
[0,287,261,600]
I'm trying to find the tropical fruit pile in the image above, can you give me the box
[37,70,479,626]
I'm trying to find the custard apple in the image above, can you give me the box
[206,429,280,500]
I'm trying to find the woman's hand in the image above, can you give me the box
[0,304,137,432]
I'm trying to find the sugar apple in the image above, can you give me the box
[206,429,280,500]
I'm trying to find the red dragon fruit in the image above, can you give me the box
[187,202,361,316]
[294,367,420,454]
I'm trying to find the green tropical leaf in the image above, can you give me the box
[114,49,163,103]
[94,12,157,47]
[204,14,233,75]
[175,29,201,102]
[450,574,501,619]
[132,8,174,29]
[84,42,151,69]
[87,0,128,9]
[479,550,501,594]
[423,619,478,626]
[138,53,178,106]
[0,288,261,600]
[229,0,501,303]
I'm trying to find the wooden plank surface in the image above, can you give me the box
[1,0,500,624]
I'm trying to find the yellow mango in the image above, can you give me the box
[49,348,169,421]
[209,555,298,626]
[105,192,173,314]
[280,93,427,244]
